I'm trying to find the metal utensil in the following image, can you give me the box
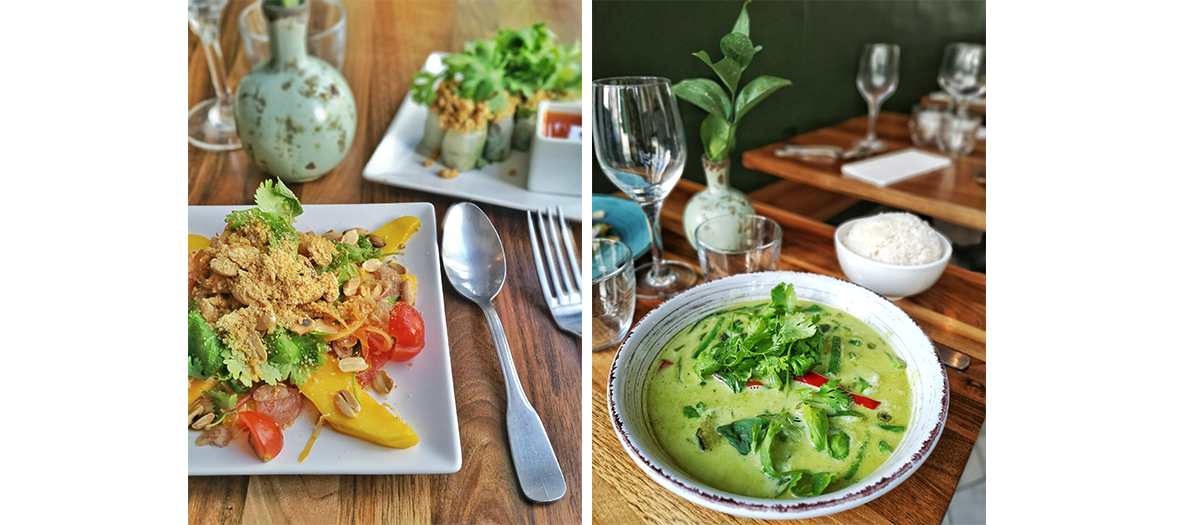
[528,207,582,337]
[773,142,883,161]
[440,202,566,503]
[934,342,971,370]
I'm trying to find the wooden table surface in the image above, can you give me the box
[188,2,582,524]
[591,179,986,524]
[743,112,987,231]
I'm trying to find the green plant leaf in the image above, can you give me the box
[731,0,752,36]
[734,75,793,125]
[692,52,742,97]
[700,113,734,162]
[672,79,732,122]
[720,32,758,71]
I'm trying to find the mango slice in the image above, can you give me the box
[297,357,419,449]
[189,234,210,252]
[188,378,219,407]
[370,216,420,255]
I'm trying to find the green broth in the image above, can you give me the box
[645,300,911,498]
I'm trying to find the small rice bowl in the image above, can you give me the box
[842,212,943,266]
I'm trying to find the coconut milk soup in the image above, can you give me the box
[645,286,911,499]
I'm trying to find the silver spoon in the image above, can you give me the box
[440,202,566,503]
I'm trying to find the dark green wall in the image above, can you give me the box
[591,0,985,194]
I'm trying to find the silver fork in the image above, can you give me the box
[528,207,582,337]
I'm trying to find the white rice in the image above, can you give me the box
[842,212,944,265]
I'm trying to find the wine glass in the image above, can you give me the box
[188,0,241,151]
[937,43,986,117]
[853,44,900,153]
[593,77,698,300]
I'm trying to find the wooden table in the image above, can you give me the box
[742,112,986,231]
[591,179,986,524]
[188,2,582,523]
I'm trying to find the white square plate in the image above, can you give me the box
[188,203,461,475]
[362,52,583,221]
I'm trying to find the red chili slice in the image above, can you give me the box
[792,372,881,410]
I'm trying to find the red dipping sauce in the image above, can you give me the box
[543,112,582,141]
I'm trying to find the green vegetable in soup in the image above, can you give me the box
[715,416,768,455]
[828,431,850,460]
[692,284,824,393]
[799,403,828,452]
[644,283,912,499]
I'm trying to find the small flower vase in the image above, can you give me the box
[682,155,756,249]
[233,1,357,183]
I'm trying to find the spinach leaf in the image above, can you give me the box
[778,471,836,498]
[715,417,768,455]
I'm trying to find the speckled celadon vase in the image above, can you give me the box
[234,1,356,183]
[682,155,756,249]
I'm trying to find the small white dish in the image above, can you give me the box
[526,100,582,196]
[361,52,582,221]
[834,217,952,300]
[608,271,949,519]
[188,203,461,475]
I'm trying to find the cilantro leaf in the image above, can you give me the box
[800,381,854,412]
[206,390,238,413]
[254,179,302,222]
[691,283,824,393]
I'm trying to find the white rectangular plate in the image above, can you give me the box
[362,52,583,221]
[188,203,461,475]
[841,148,952,187]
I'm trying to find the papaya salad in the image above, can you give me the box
[188,180,424,462]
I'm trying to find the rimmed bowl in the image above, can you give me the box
[834,218,952,301]
[607,271,949,519]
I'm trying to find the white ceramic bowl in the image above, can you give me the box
[607,271,949,519]
[526,100,582,196]
[833,218,952,300]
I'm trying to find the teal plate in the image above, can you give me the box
[592,194,650,270]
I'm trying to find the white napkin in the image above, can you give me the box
[841,148,952,187]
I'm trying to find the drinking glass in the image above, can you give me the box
[854,44,900,153]
[593,77,698,299]
[936,113,981,159]
[239,0,347,71]
[694,215,782,281]
[591,239,636,352]
[188,0,241,151]
[937,43,986,117]
[909,104,942,149]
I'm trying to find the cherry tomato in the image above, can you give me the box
[237,411,284,462]
[388,302,425,362]
[356,344,391,387]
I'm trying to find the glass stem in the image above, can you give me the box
[638,199,672,288]
[865,102,880,143]
[198,23,234,127]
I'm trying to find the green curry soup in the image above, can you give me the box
[645,285,911,499]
